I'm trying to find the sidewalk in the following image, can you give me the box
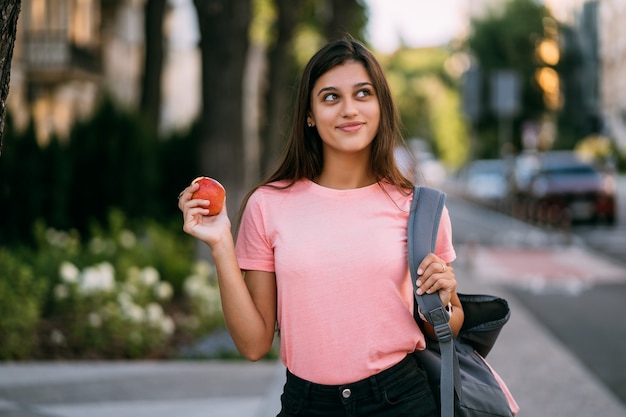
[454,255,626,417]
[1,251,626,417]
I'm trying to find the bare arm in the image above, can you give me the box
[178,183,277,360]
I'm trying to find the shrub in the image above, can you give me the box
[0,100,200,248]
[0,249,48,360]
[1,210,225,360]
[47,261,176,358]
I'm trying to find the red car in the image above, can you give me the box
[520,152,616,224]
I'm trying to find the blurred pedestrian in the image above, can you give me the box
[178,35,463,417]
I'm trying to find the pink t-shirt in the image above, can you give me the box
[235,179,456,384]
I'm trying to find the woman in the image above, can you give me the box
[178,36,464,417]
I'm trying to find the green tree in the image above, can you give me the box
[383,47,468,169]
[466,0,552,157]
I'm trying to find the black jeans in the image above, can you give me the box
[277,353,438,417]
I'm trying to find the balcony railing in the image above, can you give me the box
[23,30,100,79]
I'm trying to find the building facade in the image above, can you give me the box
[598,0,626,152]
[8,0,144,144]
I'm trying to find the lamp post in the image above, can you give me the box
[490,70,521,156]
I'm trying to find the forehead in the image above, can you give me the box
[313,61,372,90]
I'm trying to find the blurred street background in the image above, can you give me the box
[1,0,626,416]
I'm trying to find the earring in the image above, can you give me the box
[307,122,313,127]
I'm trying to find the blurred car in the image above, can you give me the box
[457,159,509,206]
[416,151,447,186]
[520,151,616,224]
[511,151,541,197]
[394,145,447,186]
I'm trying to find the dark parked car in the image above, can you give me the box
[516,151,616,224]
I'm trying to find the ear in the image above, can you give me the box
[306,116,315,127]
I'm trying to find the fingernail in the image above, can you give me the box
[417,268,423,275]
[416,288,423,295]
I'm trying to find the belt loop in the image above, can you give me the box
[369,374,382,402]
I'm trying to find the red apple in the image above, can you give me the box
[190,176,226,216]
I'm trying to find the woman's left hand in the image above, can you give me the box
[415,253,456,306]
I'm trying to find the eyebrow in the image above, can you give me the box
[316,82,374,97]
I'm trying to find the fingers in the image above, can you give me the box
[416,253,448,277]
[415,254,455,297]
[177,182,200,211]
[177,183,193,208]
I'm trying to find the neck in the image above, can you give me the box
[316,155,376,190]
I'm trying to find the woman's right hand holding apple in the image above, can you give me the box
[178,181,231,249]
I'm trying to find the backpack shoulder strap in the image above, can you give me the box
[408,186,456,417]
[408,186,450,329]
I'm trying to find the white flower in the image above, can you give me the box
[121,281,138,296]
[88,312,102,328]
[118,229,136,249]
[50,329,66,346]
[45,228,70,248]
[59,261,79,284]
[88,238,116,255]
[88,237,106,254]
[192,260,215,278]
[117,291,133,307]
[161,317,175,335]
[45,228,57,245]
[140,266,159,287]
[53,284,69,300]
[155,282,173,300]
[195,285,221,316]
[79,262,115,295]
[145,303,164,323]
[183,274,203,295]
[122,302,144,323]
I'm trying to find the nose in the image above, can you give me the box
[342,97,358,117]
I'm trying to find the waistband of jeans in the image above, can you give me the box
[285,352,421,401]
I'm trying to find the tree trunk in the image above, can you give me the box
[258,0,366,175]
[0,0,20,155]
[259,0,304,175]
[192,0,251,215]
[140,0,167,133]
[324,0,366,41]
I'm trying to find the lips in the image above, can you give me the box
[337,121,364,132]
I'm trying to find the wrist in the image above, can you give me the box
[208,232,235,255]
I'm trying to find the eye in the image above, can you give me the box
[356,88,373,98]
[323,93,338,102]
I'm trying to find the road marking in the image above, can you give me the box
[461,245,626,293]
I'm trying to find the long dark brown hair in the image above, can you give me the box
[238,36,414,225]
